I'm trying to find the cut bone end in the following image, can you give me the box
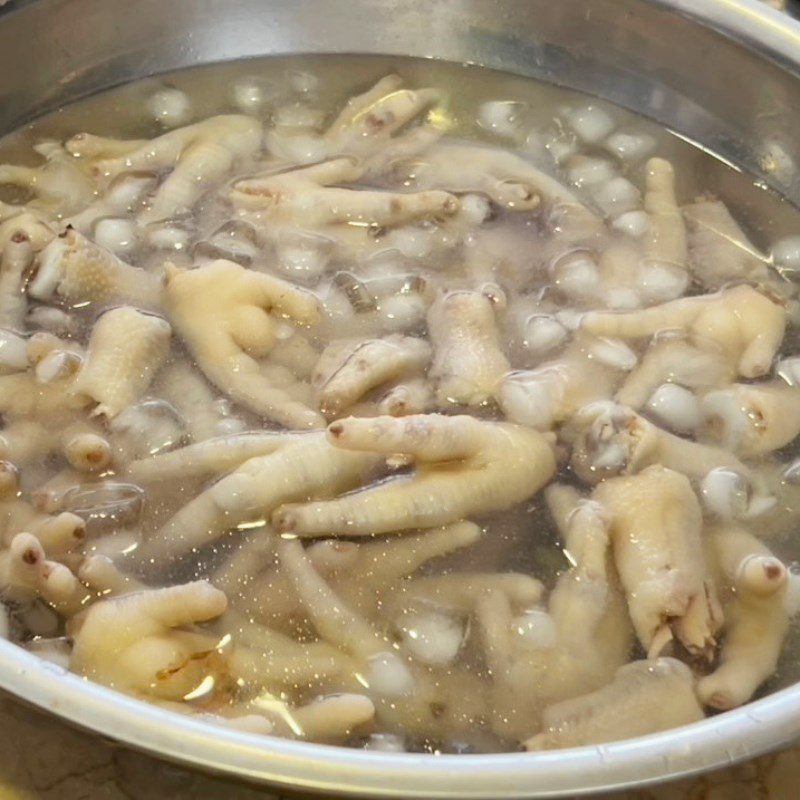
[737,555,787,597]
[64,434,113,473]
[11,532,44,567]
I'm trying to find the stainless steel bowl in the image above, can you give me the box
[2,0,800,795]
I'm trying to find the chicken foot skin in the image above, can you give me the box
[593,465,723,659]
[139,432,382,562]
[698,525,789,710]
[164,259,325,429]
[582,285,785,379]
[525,658,704,750]
[231,156,459,228]
[274,414,556,536]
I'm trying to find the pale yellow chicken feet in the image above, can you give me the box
[525,658,704,750]
[428,288,510,408]
[277,536,489,745]
[231,156,459,228]
[68,115,263,224]
[0,230,34,329]
[581,284,785,380]
[313,334,431,417]
[0,140,94,216]
[684,196,772,290]
[639,158,689,300]
[69,581,229,700]
[28,227,163,309]
[473,486,632,742]
[71,306,171,418]
[126,429,308,483]
[498,332,635,430]
[397,141,591,214]
[701,381,800,458]
[565,400,749,484]
[267,74,446,166]
[164,258,325,429]
[273,414,556,536]
[0,532,82,613]
[698,525,789,710]
[592,465,723,659]
[615,333,733,410]
[139,432,381,562]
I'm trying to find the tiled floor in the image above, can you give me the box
[0,692,793,800]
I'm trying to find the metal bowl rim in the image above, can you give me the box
[2,0,800,796]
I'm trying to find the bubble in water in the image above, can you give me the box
[93,217,138,256]
[233,76,276,112]
[274,230,334,284]
[110,399,189,459]
[567,104,615,145]
[62,483,145,535]
[148,88,192,128]
[396,606,467,665]
[193,220,260,265]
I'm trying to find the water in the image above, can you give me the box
[0,54,798,753]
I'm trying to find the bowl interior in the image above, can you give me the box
[1,0,800,796]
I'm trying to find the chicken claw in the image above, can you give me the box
[0,141,94,216]
[525,658,704,750]
[164,259,325,429]
[322,75,444,159]
[0,532,81,612]
[0,231,33,329]
[68,115,262,224]
[615,333,733,409]
[641,158,688,286]
[684,197,771,290]
[267,75,445,166]
[593,465,722,659]
[582,285,785,379]
[273,414,556,536]
[139,432,381,562]
[401,141,591,213]
[231,156,459,227]
[398,572,544,613]
[72,306,171,418]
[474,486,632,740]
[698,525,789,710]
[29,228,162,309]
[126,430,307,482]
[313,334,431,417]
[565,400,749,484]
[428,289,510,407]
[544,487,633,675]
[701,381,800,458]
[499,333,635,430]
[70,581,229,700]
[276,536,487,743]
